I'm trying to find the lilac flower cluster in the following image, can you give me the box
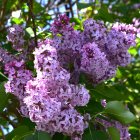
[4,60,33,116]
[51,14,74,35]
[112,23,136,46]
[24,41,90,140]
[80,42,116,83]
[2,15,137,140]
[0,47,16,64]
[51,16,136,83]
[97,100,131,140]
[82,19,107,49]
[7,25,25,51]
[52,15,82,72]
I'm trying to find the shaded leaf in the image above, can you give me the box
[108,127,120,140]
[77,3,94,10]
[0,82,9,111]
[105,101,136,124]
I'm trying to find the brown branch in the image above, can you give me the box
[100,0,103,6]
[68,0,74,17]
[45,0,51,9]
[27,0,38,47]
[0,0,8,28]
[76,0,79,18]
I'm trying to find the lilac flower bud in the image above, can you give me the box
[101,99,106,107]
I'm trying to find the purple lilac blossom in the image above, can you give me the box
[4,60,33,117]
[7,25,25,51]
[51,14,74,35]
[80,42,116,83]
[2,15,137,140]
[24,41,90,140]
[0,48,16,64]
[82,18,107,52]
[132,18,140,29]
[51,15,83,74]
[101,99,106,107]
[112,22,136,46]
[106,29,131,66]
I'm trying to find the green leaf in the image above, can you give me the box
[92,84,127,101]
[25,27,34,37]
[0,71,8,81]
[83,123,109,140]
[19,131,52,140]
[95,5,114,22]
[6,126,30,140]
[81,100,104,116]
[83,129,109,140]
[11,17,24,24]
[108,127,120,140]
[33,1,44,14]
[77,3,94,10]
[0,82,9,111]
[104,101,136,124]
[35,131,51,140]
[70,18,81,25]
[128,47,137,56]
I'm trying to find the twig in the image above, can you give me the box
[45,0,51,9]
[76,0,79,18]
[100,0,103,6]
[27,0,38,47]
[65,3,69,17]
[0,0,8,28]
[68,0,74,17]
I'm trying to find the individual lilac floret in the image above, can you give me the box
[20,102,30,117]
[101,99,106,107]
[80,42,116,83]
[7,25,25,51]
